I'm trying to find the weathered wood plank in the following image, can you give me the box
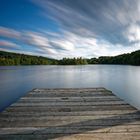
[21,95,120,99]
[5,105,136,112]
[1,133,140,140]
[0,88,140,140]
[1,124,140,135]
[11,101,128,107]
[19,96,122,102]
[1,110,137,117]
[33,87,107,92]
[1,119,140,128]
[1,112,140,122]
[26,92,113,97]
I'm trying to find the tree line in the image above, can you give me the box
[87,50,140,65]
[0,50,140,65]
[59,57,88,65]
[0,51,58,65]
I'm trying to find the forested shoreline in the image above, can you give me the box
[87,50,140,65]
[0,50,140,66]
[0,51,58,65]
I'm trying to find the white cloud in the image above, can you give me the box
[0,26,21,39]
[51,40,75,51]
[2,0,140,59]
[124,24,140,42]
[0,26,139,59]
[0,40,19,48]
[33,0,140,45]
[24,31,49,48]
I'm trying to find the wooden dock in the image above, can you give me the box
[0,88,140,140]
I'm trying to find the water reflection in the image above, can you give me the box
[0,65,140,111]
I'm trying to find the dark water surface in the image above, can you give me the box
[0,65,140,111]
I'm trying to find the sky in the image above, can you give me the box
[0,0,140,59]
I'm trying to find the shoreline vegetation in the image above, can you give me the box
[0,50,140,66]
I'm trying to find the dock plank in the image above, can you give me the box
[0,88,140,140]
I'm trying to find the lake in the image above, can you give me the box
[0,65,140,111]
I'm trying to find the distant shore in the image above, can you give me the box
[0,50,140,66]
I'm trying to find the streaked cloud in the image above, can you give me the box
[0,26,21,39]
[0,40,19,48]
[34,0,140,44]
[0,25,140,59]
[0,0,140,58]
[124,24,140,43]
[23,31,49,48]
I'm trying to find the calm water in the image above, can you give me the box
[0,65,140,111]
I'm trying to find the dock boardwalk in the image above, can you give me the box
[0,88,140,140]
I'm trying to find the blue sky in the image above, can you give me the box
[0,0,140,59]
